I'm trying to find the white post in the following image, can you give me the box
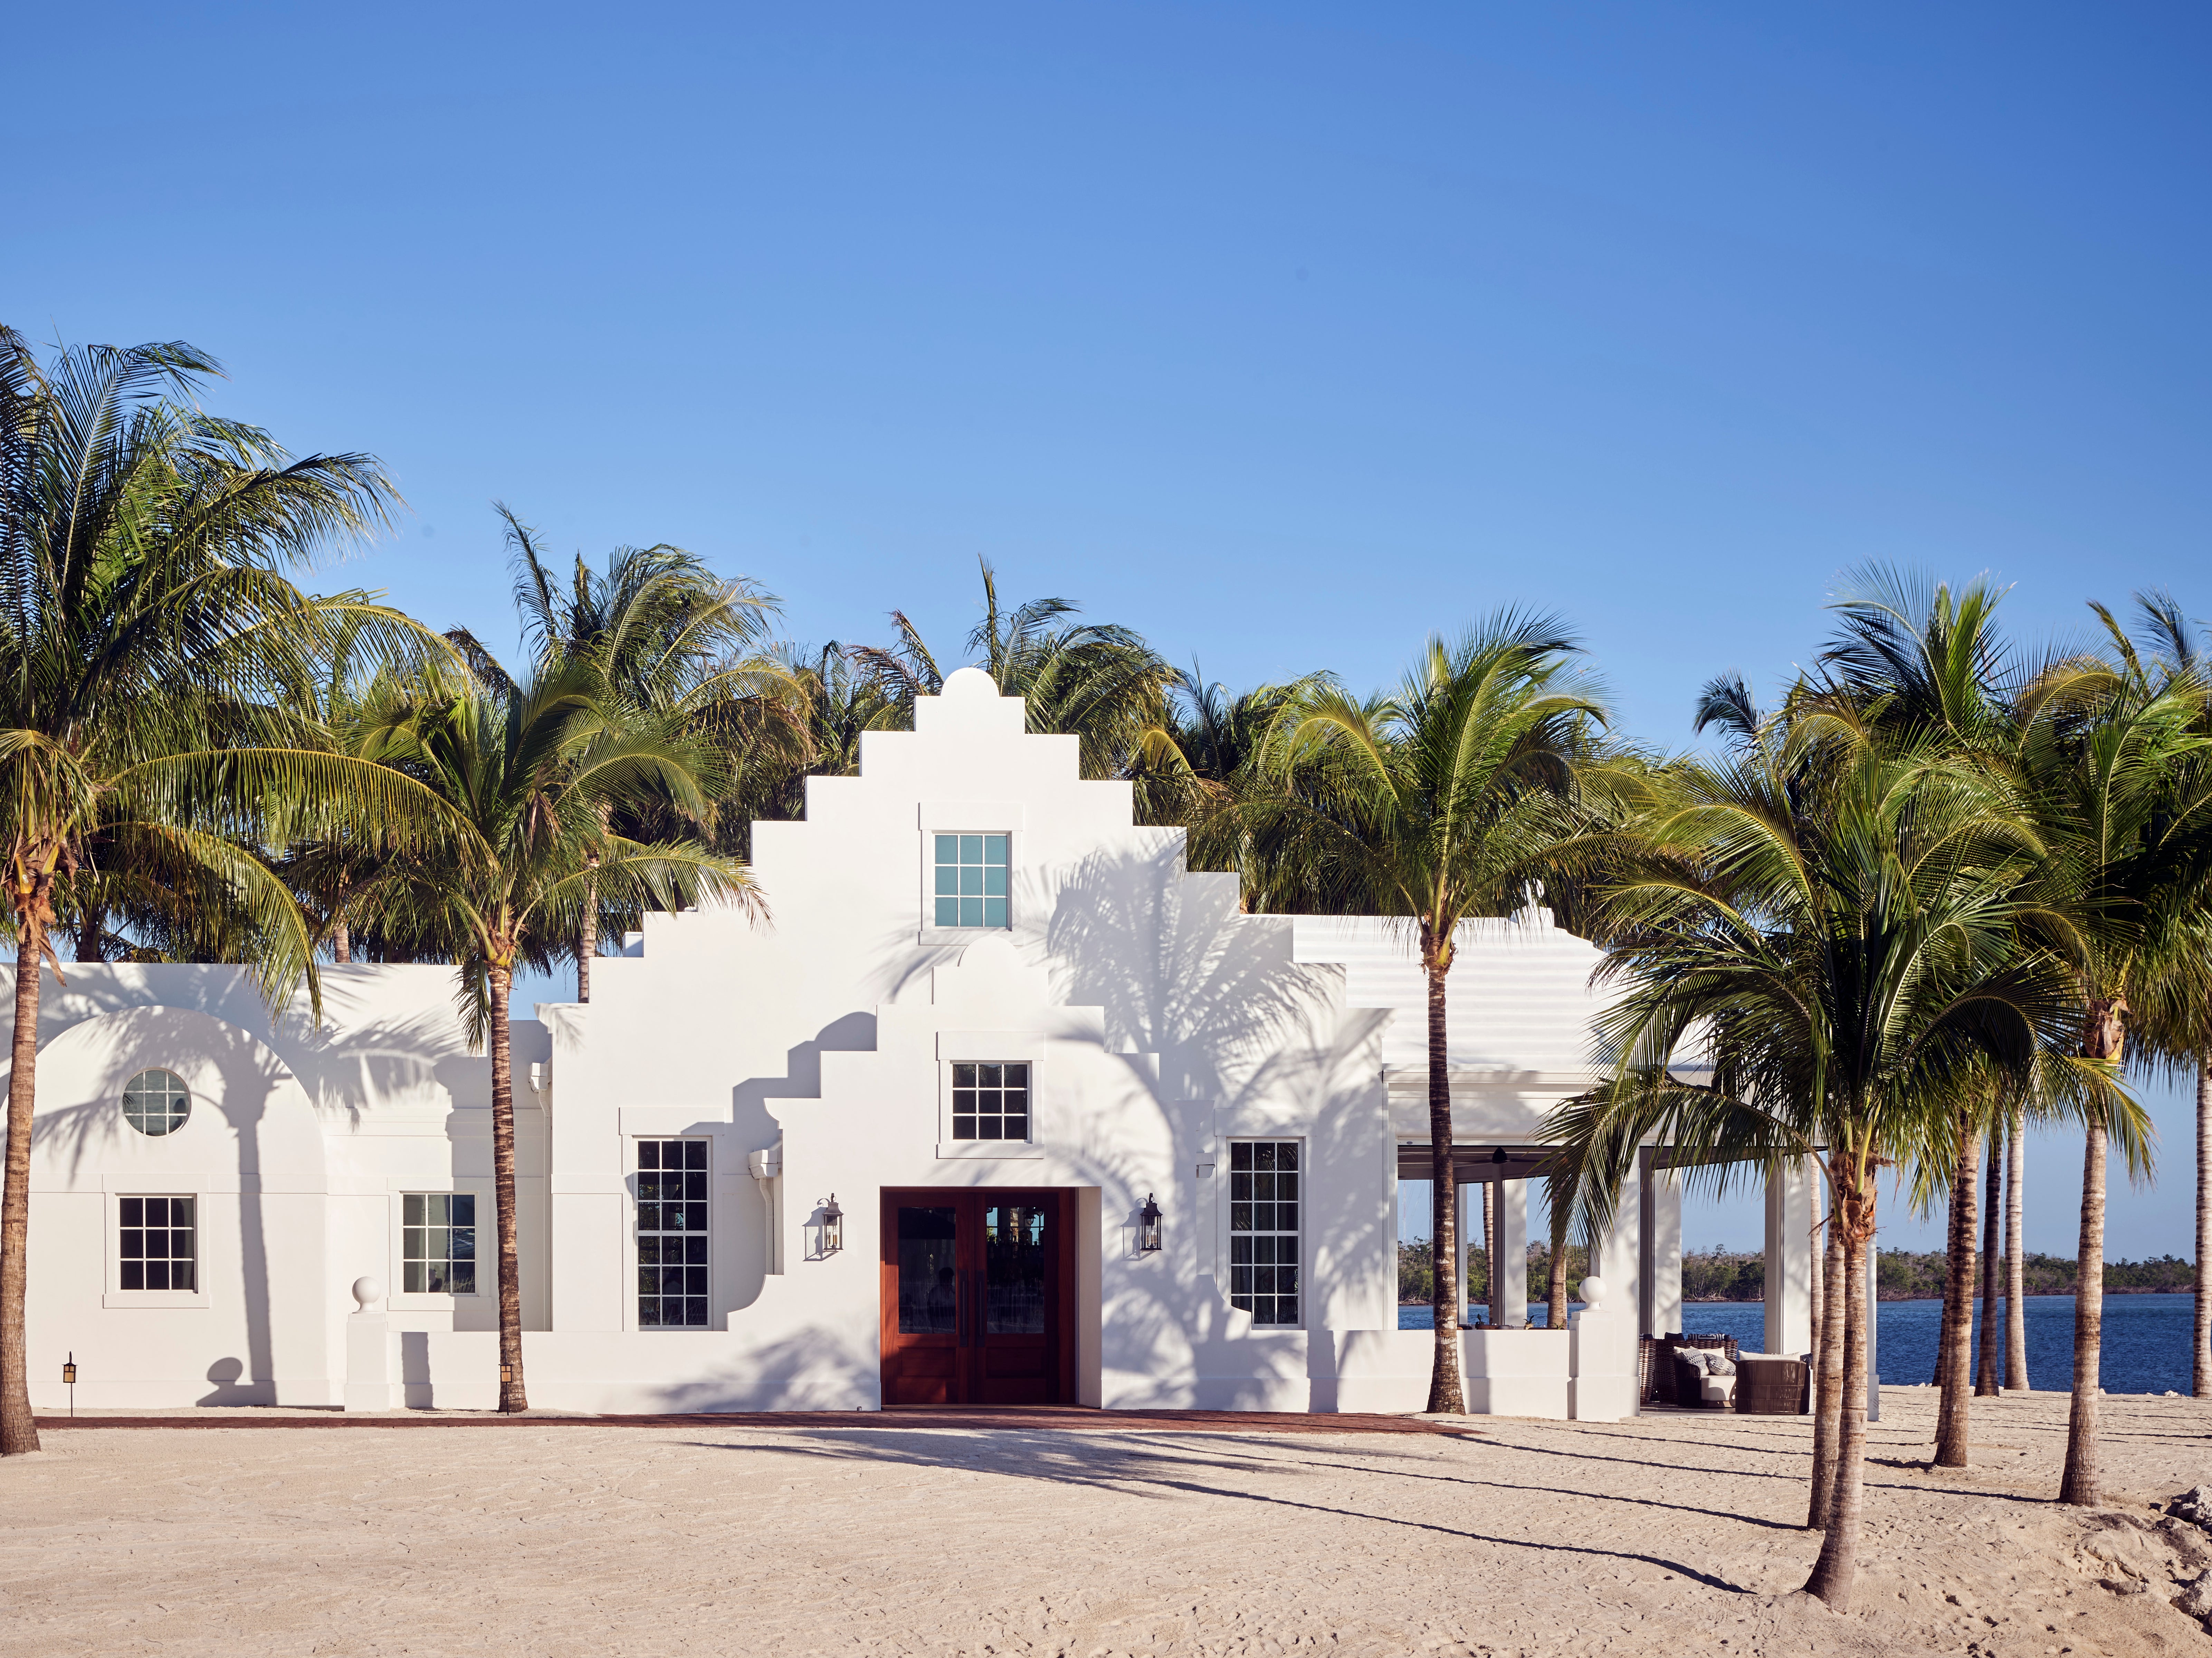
[344,1277,395,1413]
[1647,1164,1683,1338]
[1764,1159,1816,1356]
[1458,1180,1480,1327]
[1577,1155,1643,1409]
[1498,1180,1529,1327]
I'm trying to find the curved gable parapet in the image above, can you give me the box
[25,1007,328,1193]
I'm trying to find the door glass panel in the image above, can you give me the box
[984,1204,1048,1334]
[897,1207,960,1334]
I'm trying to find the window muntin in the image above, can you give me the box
[951,1061,1030,1141]
[403,1193,477,1294]
[120,1196,196,1292]
[1229,1141,1300,1326]
[637,1139,708,1328]
[122,1070,191,1137]
[933,833,1009,929]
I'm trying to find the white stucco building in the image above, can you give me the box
[12,669,1817,1418]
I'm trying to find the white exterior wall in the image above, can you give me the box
[8,669,1676,1416]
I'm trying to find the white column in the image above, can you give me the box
[1646,1164,1682,1338]
[343,1277,395,1413]
[1764,1157,1816,1356]
[1498,1180,1529,1326]
[1458,1180,1480,1327]
[1571,1156,1642,1420]
[1587,1156,1643,1388]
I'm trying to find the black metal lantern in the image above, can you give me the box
[821,1194,844,1256]
[1138,1193,1163,1253]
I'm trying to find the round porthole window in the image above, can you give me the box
[122,1069,191,1136]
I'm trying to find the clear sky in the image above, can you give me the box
[10,3,2208,1260]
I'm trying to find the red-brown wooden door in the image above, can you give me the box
[880,1189,1072,1406]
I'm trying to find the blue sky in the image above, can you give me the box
[10,3,2209,1259]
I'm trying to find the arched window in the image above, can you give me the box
[122,1069,191,1136]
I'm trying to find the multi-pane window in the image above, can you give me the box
[951,1062,1030,1141]
[933,833,1009,928]
[637,1139,708,1328]
[120,1196,196,1292]
[122,1069,191,1136]
[1228,1141,1300,1326]
[403,1193,476,1294]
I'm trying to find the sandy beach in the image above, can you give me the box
[2,1391,2210,1657]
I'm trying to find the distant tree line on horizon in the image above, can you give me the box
[10,325,2212,1611]
[1396,1240,2195,1304]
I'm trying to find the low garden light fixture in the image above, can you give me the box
[63,1353,76,1417]
[1138,1193,1163,1254]
[821,1194,844,1256]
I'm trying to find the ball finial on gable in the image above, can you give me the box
[941,666,998,700]
[915,665,1026,734]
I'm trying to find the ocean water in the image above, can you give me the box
[1399,1292,2200,1395]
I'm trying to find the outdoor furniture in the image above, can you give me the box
[1734,1353,1810,1415]
[1672,1350,1736,1409]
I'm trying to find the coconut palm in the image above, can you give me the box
[0,327,454,1454]
[1545,715,2128,1610]
[851,559,1174,780]
[452,505,799,998]
[1250,617,1606,1413]
[1126,666,1332,882]
[2014,614,2210,1505]
[349,658,761,1410]
[2111,591,2212,1401]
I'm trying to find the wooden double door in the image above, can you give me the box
[879,1188,1075,1406]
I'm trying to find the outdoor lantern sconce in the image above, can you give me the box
[62,1353,76,1418]
[1138,1193,1163,1253]
[821,1194,844,1256]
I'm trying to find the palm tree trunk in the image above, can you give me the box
[576,864,597,1003]
[2005,1106,2028,1390]
[488,963,528,1413]
[1804,1205,1870,1606]
[1808,1176,1825,1360]
[1807,1211,1847,1528]
[2060,1115,2107,1505]
[2,917,47,1455]
[1545,1175,1570,1329]
[2061,994,2124,1506]
[1424,950,1465,1413]
[331,914,350,965]
[1975,1124,2003,1396]
[2196,1049,2211,1399]
[75,904,103,963]
[1934,1117,1977,1467]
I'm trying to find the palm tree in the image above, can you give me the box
[1252,618,1605,1413]
[1974,1121,2003,1396]
[850,559,1174,780]
[2016,611,2209,1505]
[1547,715,2125,1610]
[350,659,761,1410]
[2116,592,2212,1401]
[1126,666,1331,884]
[0,328,452,1454]
[453,504,798,999]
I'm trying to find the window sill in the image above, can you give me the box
[103,1290,211,1309]
[935,1141,1044,1161]
[916,926,1014,948]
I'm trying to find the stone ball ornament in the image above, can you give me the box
[351,1276,384,1312]
[1577,1275,1608,1311]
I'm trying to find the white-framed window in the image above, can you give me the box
[636,1138,709,1328]
[1228,1140,1300,1326]
[932,833,1009,929]
[119,1195,197,1292]
[122,1069,191,1136]
[402,1194,478,1294]
[950,1061,1030,1141]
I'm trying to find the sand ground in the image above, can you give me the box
[3,1390,2210,1657]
